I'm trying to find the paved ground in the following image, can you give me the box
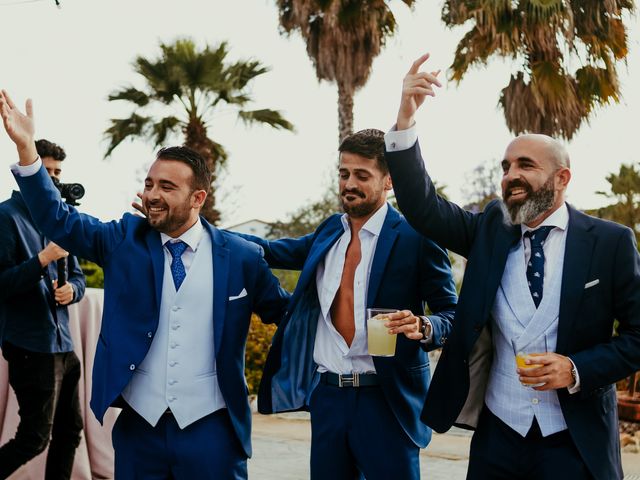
[248,413,640,479]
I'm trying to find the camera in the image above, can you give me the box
[51,177,85,206]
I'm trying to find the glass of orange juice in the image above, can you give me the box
[512,338,546,387]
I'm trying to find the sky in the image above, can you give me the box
[0,0,638,226]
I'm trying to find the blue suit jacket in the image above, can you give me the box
[13,166,289,457]
[387,141,640,480]
[0,191,85,352]
[238,205,457,448]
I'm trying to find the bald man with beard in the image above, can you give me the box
[383,54,640,480]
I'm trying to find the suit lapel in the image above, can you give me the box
[295,221,344,295]
[482,221,521,322]
[144,229,164,311]
[206,223,230,356]
[367,207,401,306]
[556,207,595,353]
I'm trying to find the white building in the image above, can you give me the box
[224,219,271,238]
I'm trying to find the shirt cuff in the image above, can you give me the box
[419,316,433,345]
[384,124,418,152]
[567,358,581,394]
[10,156,42,177]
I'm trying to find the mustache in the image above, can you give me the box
[146,200,168,209]
[341,188,365,198]
[504,179,532,197]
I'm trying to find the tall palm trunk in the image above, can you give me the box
[184,119,221,224]
[337,81,354,144]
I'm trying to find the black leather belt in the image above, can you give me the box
[320,372,379,388]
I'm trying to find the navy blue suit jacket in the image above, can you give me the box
[387,141,640,480]
[0,191,85,352]
[13,166,289,457]
[239,205,457,448]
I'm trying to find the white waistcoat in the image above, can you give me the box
[122,231,226,428]
[485,240,568,437]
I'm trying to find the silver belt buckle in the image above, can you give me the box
[338,373,360,387]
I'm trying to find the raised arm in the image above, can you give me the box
[385,56,480,257]
[0,90,126,265]
[232,231,316,271]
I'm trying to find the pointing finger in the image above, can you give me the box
[408,53,430,75]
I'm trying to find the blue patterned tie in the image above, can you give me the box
[524,226,554,308]
[165,240,188,291]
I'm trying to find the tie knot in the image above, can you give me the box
[165,240,188,259]
[524,226,554,248]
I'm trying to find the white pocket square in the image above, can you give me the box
[584,279,600,289]
[229,288,248,301]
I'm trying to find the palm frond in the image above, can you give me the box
[107,86,151,107]
[134,56,183,104]
[152,116,183,146]
[104,114,152,157]
[238,109,295,131]
[575,64,620,113]
[225,60,270,91]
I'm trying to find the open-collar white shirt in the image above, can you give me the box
[313,203,388,374]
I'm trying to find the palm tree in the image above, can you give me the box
[276,0,416,143]
[443,0,635,140]
[104,38,294,224]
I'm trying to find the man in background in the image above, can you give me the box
[0,138,86,479]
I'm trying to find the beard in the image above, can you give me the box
[146,201,192,234]
[501,175,555,225]
[340,187,382,218]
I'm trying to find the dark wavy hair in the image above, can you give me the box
[35,139,66,161]
[155,146,212,192]
[338,129,388,174]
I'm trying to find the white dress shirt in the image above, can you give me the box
[313,203,388,374]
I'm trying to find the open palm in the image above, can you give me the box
[0,90,35,150]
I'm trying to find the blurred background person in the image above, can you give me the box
[0,138,86,479]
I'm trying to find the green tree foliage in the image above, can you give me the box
[104,38,294,224]
[268,190,340,238]
[79,260,104,289]
[245,314,278,395]
[276,0,416,142]
[443,0,636,139]
[588,162,640,243]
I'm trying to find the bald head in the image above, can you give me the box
[508,134,570,170]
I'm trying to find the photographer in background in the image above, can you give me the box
[0,139,86,479]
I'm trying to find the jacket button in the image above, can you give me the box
[129,364,135,371]
[440,337,447,345]
[147,331,153,338]
[474,325,482,332]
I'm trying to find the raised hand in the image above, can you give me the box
[132,191,147,217]
[397,54,442,130]
[0,90,38,164]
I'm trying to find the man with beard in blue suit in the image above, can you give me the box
[0,90,289,480]
[384,54,640,480]
[238,128,457,480]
